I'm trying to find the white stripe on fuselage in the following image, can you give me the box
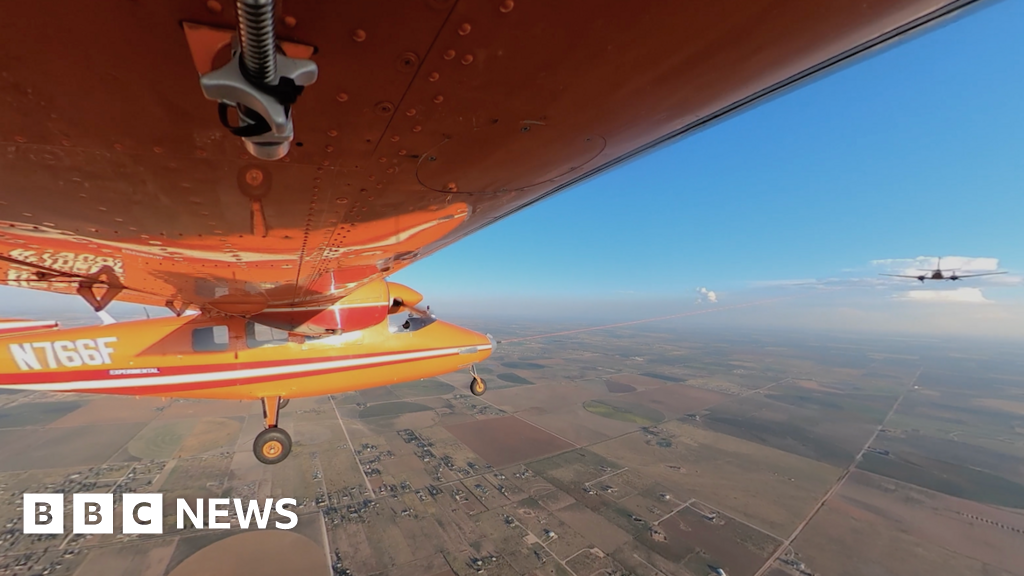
[261,302,389,313]
[1,345,492,391]
[0,321,58,329]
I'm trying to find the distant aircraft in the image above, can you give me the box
[880,258,1007,283]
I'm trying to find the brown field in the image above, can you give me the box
[610,374,667,389]
[159,453,234,503]
[175,417,243,457]
[535,487,576,511]
[128,419,197,460]
[329,522,379,575]
[0,422,149,471]
[611,538,690,576]
[359,410,439,434]
[565,548,624,576]
[289,420,334,446]
[790,378,831,391]
[827,470,1024,574]
[157,399,253,420]
[379,554,454,576]
[444,416,575,468]
[483,381,606,412]
[74,538,178,576]
[553,502,633,552]
[627,385,732,417]
[48,396,170,427]
[518,404,638,446]
[645,506,781,576]
[791,498,1016,576]
[359,386,403,403]
[167,530,325,576]
[972,397,1024,416]
[591,421,841,536]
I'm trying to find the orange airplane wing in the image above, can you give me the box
[0,0,979,317]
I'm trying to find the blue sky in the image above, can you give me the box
[391,0,1024,335]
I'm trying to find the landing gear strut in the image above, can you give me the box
[254,396,292,465]
[469,366,487,397]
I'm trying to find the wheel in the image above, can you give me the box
[278,398,290,410]
[470,376,487,397]
[253,427,292,465]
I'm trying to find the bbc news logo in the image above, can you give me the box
[24,494,298,534]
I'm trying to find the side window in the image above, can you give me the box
[192,325,229,352]
[246,321,290,349]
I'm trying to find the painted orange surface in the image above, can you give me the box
[0,0,959,316]
[0,282,492,400]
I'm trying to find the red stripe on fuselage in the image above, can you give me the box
[69,351,461,396]
[0,345,449,386]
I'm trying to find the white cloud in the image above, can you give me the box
[897,287,991,303]
[696,287,718,303]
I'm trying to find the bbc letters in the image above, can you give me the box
[24,494,297,534]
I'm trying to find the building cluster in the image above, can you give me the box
[316,486,377,526]
[641,426,673,448]
[0,460,174,568]
[780,553,817,576]
[0,549,67,576]
[468,553,499,573]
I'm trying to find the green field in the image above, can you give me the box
[358,401,433,419]
[583,400,664,425]
[496,372,535,385]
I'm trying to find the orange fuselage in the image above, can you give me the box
[0,312,492,400]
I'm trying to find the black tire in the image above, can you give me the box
[470,376,487,397]
[278,398,290,410]
[253,427,292,465]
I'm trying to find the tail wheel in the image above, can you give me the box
[278,398,290,410]
[253,427,292,465]
[470,376,487,397]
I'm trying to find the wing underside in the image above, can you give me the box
[0,0,985,315]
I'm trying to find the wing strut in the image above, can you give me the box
[0,254,124,312]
